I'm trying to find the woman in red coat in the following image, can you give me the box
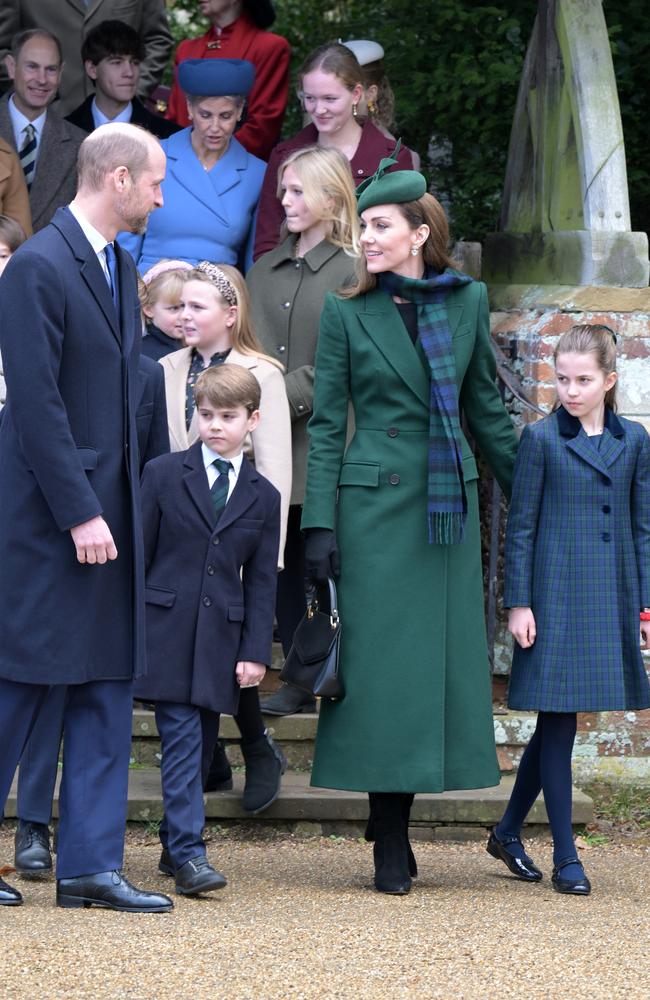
[253,42,415,261]
[166,1,290,161]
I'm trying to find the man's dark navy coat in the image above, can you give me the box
[134,442,280,716]
[0,207,146,684]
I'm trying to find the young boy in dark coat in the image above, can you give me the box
[134,364,283,896]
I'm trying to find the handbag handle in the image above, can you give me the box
[306,577,339,629]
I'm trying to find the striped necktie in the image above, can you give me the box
[19,124,37,189]
[210,458,232,522]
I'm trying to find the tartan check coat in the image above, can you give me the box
[504,405,650,712]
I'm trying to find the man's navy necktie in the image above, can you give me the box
[211,458,232,522]
[104,242,120,314]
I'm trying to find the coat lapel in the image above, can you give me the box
[161,347,192,451]
[182,441,215,532]
[214,457,257,534]
[357,288,466,408]
[558,405,625,479]
[165,131,248,225]
[51,208,122,345]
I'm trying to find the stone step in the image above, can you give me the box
[128,709,542,773]
[5,770,594,834]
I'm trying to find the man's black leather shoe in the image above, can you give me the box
[174,856,227,896]
[486,829,543,882]
[14,820,52,877]
[260,683,316,716]
[0,876,22,905]
[56,871,173,911]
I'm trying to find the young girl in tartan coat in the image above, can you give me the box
[487,324,650,895]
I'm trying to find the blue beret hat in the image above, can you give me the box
[356,141,427,214]
[178,58,255,98]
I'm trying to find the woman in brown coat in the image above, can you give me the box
[0,137,31,237]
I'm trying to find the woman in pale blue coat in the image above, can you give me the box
[120,58,265,273]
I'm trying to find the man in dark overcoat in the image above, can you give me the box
[0,121,173,912]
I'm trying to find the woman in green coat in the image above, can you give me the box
[247,145,360,713]
[301,160,519,894]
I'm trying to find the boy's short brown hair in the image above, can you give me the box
[194,364,261,415]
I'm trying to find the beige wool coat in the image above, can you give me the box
[159,346,291,567]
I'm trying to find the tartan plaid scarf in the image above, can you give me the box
[378,267,473,544]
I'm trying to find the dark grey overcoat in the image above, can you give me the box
[504,405,650,711]
[0,207,146,684]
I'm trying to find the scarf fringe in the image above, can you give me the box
[428,511,465,546]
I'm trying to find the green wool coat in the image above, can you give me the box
[301,280,518,792]
[247,236,356,504]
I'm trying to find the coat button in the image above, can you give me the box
[602,505,611,514]
[212,537,220,546]
[206,565,215,575]
[294,260,301,268]
[389,473,400,485]
[202,596,212,607]
[601,533,610,542]
[357,168,364,175]
[298,404,305,411]
[282,301,291,309]
[387,427,398,438]
[601,475,609,485]
[277,345,286,353]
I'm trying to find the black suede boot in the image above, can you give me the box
[203,739,234,792]
[366,793,417,878]
[240,730,287,814]
[371,793,411,895]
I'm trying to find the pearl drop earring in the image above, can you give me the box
[411,245,420,256]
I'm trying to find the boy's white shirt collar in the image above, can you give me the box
[91,98,133,129]
[201,443,243,500]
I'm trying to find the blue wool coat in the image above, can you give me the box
[119,128,265,273]
[0,207,147,684]
[504,405,650,712]
[134,443,280,715]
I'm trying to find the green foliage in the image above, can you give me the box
[166,1,650,242]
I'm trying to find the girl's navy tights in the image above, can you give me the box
[495,711,583,880]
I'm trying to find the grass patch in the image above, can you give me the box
[584,782,650,828]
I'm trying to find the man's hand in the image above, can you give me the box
[70,516,118,564]
[236,661,266,688]
[508,607,537,649]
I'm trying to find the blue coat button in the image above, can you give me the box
[389,474,400,485]
[202,596,212,607]
[601,533,610,542]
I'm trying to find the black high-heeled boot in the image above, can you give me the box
[366,793,417,878]
[371,793,411,895]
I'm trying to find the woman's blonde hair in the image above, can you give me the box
[340,192,456,298]
[553,324,618,411]
[183,264,284,370]
[276,145,360,256]
[298,42,363,94]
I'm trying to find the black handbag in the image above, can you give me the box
[280,577,344,701]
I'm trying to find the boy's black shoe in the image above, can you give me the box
[174,856,227,896]
[14,820,52,876]
[240,730,287,813]
[203,739,234,792]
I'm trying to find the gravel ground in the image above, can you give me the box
[2,828,649,1000]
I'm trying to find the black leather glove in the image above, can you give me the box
[303,528,340,583]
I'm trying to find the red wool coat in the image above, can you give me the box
[166,13,290,162]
